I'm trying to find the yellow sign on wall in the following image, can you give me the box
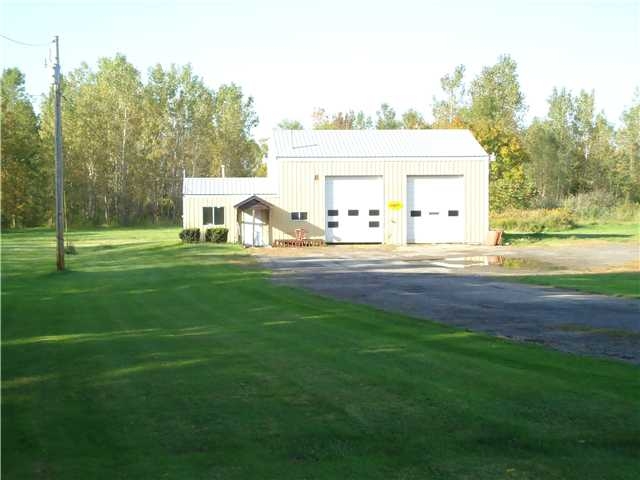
[387,200,403,210]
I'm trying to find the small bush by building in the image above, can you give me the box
[204,227,228,243]
[179,228,201,243]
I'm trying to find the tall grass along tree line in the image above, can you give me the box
[2,54,638,228]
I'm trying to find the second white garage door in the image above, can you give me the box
[407,176,464,243]
[325,176,383,243]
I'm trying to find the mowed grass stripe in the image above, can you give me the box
[2,228,639,479]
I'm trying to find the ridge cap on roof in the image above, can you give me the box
[272,128,475,133]
[184,176,271,179]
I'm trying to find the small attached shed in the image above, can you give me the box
[182,177,278,246]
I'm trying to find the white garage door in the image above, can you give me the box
[325,176,383,243]
[407,176,464,243]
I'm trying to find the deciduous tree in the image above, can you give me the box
[211,83,263,177]
[312,109,372,129]
[432,65,466,128]
[466,55,535,210]
[375,103,401,129]
[277,119,303,130]
[1,68,50,227]
[614,89,640,201]
[401,109,428,129]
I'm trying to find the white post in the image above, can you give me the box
[252,208,256,247]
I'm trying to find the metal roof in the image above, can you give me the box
[183,177,277,195]
[272,129,488,158]
[184,130,487,196]
[234,195,274,210]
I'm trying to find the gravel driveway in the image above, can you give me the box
[254,244,640,363]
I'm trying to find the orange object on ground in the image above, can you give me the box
[485,229,504,246]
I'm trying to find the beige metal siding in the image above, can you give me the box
[182,157,488,245]
[274,157,488,244]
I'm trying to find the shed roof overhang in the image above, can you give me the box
[234,195,273,211]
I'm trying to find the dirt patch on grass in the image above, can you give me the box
[584,260,639,273]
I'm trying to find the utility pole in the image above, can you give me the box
[53,35,64,271]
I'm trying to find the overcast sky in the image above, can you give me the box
[1,0,638,139]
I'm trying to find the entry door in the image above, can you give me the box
[325,176,383,243]
[407,176,464,243]
[241,210,267,246]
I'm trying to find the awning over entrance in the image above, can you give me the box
[233,195,273,211]
[234,196,272,247]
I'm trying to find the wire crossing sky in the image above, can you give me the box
[0,33,53,47]
[1,0,638,139]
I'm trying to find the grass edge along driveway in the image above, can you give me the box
[504,271,640,299]
[501,221,639,245]
[2,228,639,479]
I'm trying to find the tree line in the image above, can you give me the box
[281,56,639,212]
[2,54,638,228]
[2,55,263,228]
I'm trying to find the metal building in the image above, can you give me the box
[182,129,490,246]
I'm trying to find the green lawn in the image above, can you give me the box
[503,222,639,245]
[2,228,639,479]
[506,272,640,299]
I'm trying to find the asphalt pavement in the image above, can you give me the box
[256,250,640,363]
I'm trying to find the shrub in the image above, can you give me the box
[562,190,618,221]
[204,227,228,243]
[561,191,640,222]
[491,208,576,233]
[489,165,537,212]
[610,202,640,223]
[529,195,561,209]
[179,228,201,243]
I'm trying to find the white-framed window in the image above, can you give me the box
[203,206,225,225]
[290,211,308,221]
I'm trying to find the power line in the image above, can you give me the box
[0,33,52,47]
